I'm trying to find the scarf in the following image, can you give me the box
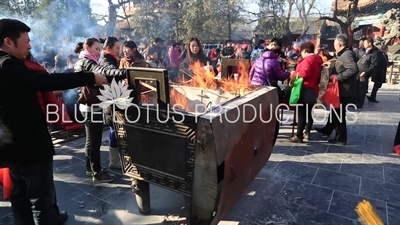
[25,60,47,72]
[79,50,99,64]
[103,49,119,61]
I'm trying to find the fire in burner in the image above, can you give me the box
[136,61,260,113]
[170,85,238,113]
[169,61,257,111]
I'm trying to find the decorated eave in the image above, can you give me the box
[332,0,400,12]
[351,14,382,28]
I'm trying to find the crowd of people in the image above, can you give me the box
[0,17,395,225]
[243,35,391,146]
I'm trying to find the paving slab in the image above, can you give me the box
[1,84,399,225]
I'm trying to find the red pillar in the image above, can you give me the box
[348,26,354,47]
[379,24,385,37]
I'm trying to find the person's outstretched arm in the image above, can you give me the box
[1,57,98,91]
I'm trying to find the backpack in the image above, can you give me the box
[377,50,389,67]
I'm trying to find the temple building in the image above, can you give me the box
[335,0,400,42]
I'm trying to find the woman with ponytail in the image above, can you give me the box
[74,42,83,55]
[74,37,127,183]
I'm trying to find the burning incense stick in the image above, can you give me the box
[355,200,384,225]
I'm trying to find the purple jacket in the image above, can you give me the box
[249,51,290,86]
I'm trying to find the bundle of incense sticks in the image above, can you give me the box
[355,200,384,225]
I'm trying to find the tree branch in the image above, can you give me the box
[244,18,259,24]
[238,6,258,16]
[245,15,275,25]
[319,16,345,26]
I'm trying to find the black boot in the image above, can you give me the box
[367,96,379,103]
[328,138,346,146]
[59,211,68,225]
[314,127,331,137]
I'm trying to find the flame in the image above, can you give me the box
[219,62,251,95]
[141,94,149,103]
[170,86,189,110]
[188,61,218,90]
[169,60,252,110]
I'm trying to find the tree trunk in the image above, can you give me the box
[285,0,295,43]
[347,26,354,47]
[107,0,118,36]
[226,0,232,40]
[340,24,348,34]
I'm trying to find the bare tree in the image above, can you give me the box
[0,0,40,16]
[319,0,359,44]
[104,0,135,36]
[295,0,317,38]
[106,0,119,36]
[253,0,287,38]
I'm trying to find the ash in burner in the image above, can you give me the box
[170,85,237,113]
[197,94,210,99]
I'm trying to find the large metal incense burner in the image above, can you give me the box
[114,67,279,225]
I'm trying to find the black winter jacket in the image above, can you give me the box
[371,50,389,83]
[74,57,127,105]
[330,48,359,97]
[357,46,379,79]
[99,53,119,69]
[98,53,121,126]
[0,51,95,165]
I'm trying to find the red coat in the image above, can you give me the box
[24,60,62,125]
[169,49,181,68]
[295,54,323,98]
[209,49,217,59]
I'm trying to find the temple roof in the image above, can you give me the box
[334,0,400,11]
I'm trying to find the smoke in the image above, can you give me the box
[62,89,79,106]
[157,14,172,41]
[1,0,102,57]
[292,35,317,50]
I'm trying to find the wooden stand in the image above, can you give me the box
[220,59,251,80]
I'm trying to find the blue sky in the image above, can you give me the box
[90,0,109,16]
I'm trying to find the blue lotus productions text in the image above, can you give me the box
[45,103,358,124]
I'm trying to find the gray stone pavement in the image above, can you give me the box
[1,84,400,225]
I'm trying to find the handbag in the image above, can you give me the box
[322,76,340,108]
[277,87,285,100]
[289,73,304,105]
[283,85,291,99]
